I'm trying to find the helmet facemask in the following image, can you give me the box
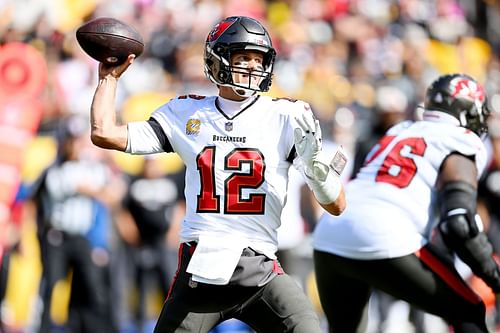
[460,98,491,137]
[227,48,274,97]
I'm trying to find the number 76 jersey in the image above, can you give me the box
[313,120,488,260]
[151,95,309,258]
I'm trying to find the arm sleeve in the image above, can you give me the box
[447,129,488,178]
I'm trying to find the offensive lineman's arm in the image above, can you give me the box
[437,153,500,293]
[90,54,135,151]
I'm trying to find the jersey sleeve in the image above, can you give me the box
[149,97,192,155]
[446,128,488,178]
[126,121,165,154]
[150,100,175,140]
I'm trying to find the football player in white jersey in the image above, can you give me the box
[89,16,346,333]
[313,73,496,333]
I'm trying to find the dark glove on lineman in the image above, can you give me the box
[438,181,500,293]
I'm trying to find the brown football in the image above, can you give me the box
[76,17,144,65]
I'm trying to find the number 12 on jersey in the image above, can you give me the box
[196,146,267,214]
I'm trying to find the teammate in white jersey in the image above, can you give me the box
[89,16,346,333]
[313,73,496,333]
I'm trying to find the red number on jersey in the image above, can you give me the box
[196,147,266,214]
[196,146,220,212]
[364,135,395,165]
[372,136,427,188]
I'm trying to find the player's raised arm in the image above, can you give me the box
[293,113,346,215]
[76,18,144,151]
[90,56,134,151]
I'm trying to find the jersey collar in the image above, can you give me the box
[422,110,460,126]
[215,95,260,120]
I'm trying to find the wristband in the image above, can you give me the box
[306,164,342,204]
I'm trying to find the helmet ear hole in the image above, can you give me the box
[219,71,229,82]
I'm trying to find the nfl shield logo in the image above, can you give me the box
[225,122,233,131]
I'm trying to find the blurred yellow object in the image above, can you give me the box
[156,153,184,174]
[263,83,288,99]
[122,92,173,123]
[426,37,491,82]
[21,136,57,183]
[267,2,292,27]
[3,220,41,328]
[50,272,72,325]
[52,0,99,33]
[114,92,182,175]
[306,271,323,316]
[112,151,184,176]
[111,152,147,175]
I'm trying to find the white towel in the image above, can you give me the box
[186,233,246,285]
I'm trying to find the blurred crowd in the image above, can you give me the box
[1,0,500,332]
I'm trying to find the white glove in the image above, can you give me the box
[294,113,329,181]
[294,113,346,204]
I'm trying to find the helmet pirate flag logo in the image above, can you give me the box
[450,77,485,102]
[207,17,237,42]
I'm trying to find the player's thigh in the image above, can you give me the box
[154,244,247,332]
[314,250,372,333]
[153,270,224,333]
[155,309,221,333]
[238,273,322,333]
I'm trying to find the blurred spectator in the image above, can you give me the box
[351,85,409,178]
[31,116,123,333]
[276,166,310,286]
[0,219,17,333]
[117,156,185,333]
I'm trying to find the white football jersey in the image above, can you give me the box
[151,94,312,258]
[313,119,487,260]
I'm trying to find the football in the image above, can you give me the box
[76,17,144,65]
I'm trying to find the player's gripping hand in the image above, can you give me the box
[294,113,329,182]
[99,54,135,80]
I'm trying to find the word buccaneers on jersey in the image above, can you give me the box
[314,120,487,260]
[148,94,311,258]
